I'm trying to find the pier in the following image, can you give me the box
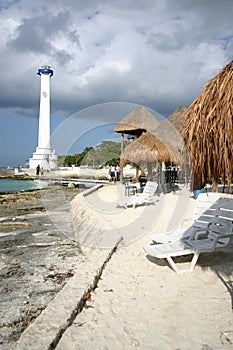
[39,177,110,187]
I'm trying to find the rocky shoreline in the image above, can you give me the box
[0,169,35,182]
[0,184,85,350]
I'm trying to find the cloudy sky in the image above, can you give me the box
[0,0,232,167]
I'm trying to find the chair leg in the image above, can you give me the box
[190,252,200,271]
[166,252,200,273]
[166,256,179,273]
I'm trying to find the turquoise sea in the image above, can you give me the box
[0,179,48,193]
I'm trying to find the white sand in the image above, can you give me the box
[58,185,233,349]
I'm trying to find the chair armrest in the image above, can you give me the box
[189,227,210,240]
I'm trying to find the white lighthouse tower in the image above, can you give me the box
[29,65,57,170]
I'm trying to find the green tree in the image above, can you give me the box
[63,155,76,166]
[74,153,82,166]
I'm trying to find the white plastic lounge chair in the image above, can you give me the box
[144,207,233,273]
[150,193,222,244]
[117,181,158,209]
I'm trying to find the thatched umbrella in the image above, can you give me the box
[114,106,160,180]
[120,130,181,181]
[149,114,188,166]
[176,60,233,191]
[114,106,160,136]
[121,131,173,165]
[118,107,188,179]
[141,109,191,182]
[120,142,156,167]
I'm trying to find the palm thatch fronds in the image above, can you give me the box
[167,106,187,130]
[175,60,233,191]
[120,142,156,167]
[154,119,183,153]
[120,109,188,167]
[136,132,176,162]
[121,131,174,166]
[114,106,160,136]
[151,117,188,166]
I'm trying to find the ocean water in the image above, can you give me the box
[0,179,48,193]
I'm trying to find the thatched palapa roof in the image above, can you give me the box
[167,106,187,130]
[121,131,173,166]
[175,60,233,191]
[114,106,160,136]
[120,106,188,166]
[149,112,188,165]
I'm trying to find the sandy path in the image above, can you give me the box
[56,187,233,350]
[56,235,233,349]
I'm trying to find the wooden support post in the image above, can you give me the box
[120,133,124,182]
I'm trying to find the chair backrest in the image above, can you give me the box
[141,181,158,198]
[192,193,222,226]
[208,206,233,244]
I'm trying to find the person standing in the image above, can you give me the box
[110,165,116,181]
[116,164,120,181]
[36,164,40,177]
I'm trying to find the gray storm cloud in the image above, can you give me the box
[0,0,232,118]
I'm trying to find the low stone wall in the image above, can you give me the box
[70,185,123,248]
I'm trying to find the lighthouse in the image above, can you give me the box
[29,65,57,170]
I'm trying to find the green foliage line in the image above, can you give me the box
[58,141,121,167]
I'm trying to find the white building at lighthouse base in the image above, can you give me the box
[29,147,58,170]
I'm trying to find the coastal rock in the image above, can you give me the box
[67,182,75,188]
[0,186,85,349]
